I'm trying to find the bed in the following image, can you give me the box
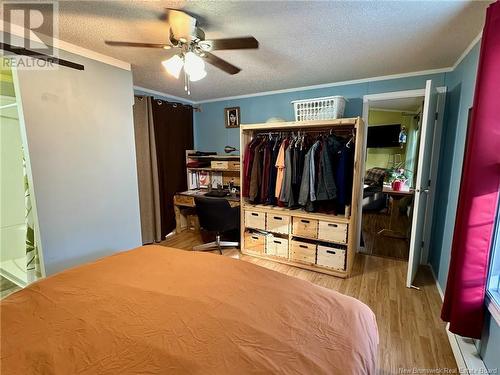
[0,246,378,374]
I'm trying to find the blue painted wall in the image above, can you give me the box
[194,73,445,152]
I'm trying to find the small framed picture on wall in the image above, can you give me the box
[225,107,240,128]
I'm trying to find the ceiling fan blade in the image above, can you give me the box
[166,9,197,42]
[202,52,241,75]
[105,41,173,49]
[202,37,259,51]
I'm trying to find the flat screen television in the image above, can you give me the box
[367,124,401,148]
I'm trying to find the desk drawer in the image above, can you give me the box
[245,210,266,230]
[290,240,316,264]
[317,245,346,271]
[266,214,290,234]
[265,236,288,258]
[211,161,229,169]
[174,195,195,206]
[318,221,348,244]
[292,217,318,239]
[244,231,265,255]
[228,161,240,170]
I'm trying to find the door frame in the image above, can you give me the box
[358,87,446,265]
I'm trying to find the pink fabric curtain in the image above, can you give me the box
[441,1,500,339]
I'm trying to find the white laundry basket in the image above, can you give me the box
[292,96,346,121]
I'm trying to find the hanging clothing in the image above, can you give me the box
[308,140,321,202]
[298,143,315,206]
[274,140,287,199]
[316,137,337,201]
[242,138,260,197]
[266,139,280,205]
[260,140,272,203]
[249,140,264,203]
[279,142,295,206]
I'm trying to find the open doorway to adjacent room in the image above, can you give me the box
[359,83,446,287]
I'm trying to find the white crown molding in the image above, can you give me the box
[0,22,130,71]
[133,86,196,105]
[194,67,453,104]
[147,32,480,105]
[452,32,482,70]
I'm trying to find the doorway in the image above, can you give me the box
[358,82,446,287]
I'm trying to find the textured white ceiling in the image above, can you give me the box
[370,97,424,112]
[53,1,489,101]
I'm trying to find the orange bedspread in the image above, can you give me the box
[1,246,378,374]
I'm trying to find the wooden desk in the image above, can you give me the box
[378,187,415,239]
[174,190,240,233]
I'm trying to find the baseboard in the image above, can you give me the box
[428,266,487,373]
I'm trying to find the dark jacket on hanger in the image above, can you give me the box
[249,140,264,202]
[316,138,337,201]
[260,140,272,203]
[266,139,280,205]
[242,138,260,197]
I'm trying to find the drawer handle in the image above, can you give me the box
[299,245,309,249]
[300,219,310,224]
[273,240,282,244]
[326,250,337,255]
[251,236,259,240]
[328,223,338,228]
[251,213,258,216]
[273,216,283,220]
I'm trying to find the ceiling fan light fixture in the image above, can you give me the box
[162,54,183,79]
[188,69,207,82]
[184,51,205,77]
[162,45,171,50]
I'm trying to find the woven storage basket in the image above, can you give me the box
[292,96,346,121]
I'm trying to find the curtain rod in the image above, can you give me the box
[134,94,200,111]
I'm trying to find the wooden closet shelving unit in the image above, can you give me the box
[239,117,365,278]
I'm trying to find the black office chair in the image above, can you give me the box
[193,196,240,254]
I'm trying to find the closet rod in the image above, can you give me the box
[253,127,355,136]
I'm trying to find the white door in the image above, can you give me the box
[407,80,438,288]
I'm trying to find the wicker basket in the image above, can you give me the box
[292,96,346,121]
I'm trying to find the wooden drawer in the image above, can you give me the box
[244,210,266,230]
[290,240,316,265]
[266,214,290,234]
[211,160,229,169]
[228,161,240,170]
[318,221,348,244]
[292,217,318,239]
[244,232,265,255]
[174,194,195,206]
[317,245,346,271]
[265,236,289,258]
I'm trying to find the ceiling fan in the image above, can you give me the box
[105,9,259,94]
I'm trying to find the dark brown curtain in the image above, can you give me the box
[151,99,194,238]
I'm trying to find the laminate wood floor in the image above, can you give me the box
[362,211,411,260]
[160,230,457,375]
